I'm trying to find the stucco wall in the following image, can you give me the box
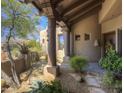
[99,0,117,23]
[101,15,122,33]
[1,58,25,76]
[72,14,101,62]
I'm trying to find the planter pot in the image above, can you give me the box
[69,73,85,83]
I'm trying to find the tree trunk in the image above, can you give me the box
[6,42,20,87]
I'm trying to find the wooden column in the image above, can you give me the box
[64,30,70,57]
[70,31,74,56]
[44,17,59,78]
[63,27,71,62]
[47,17,56,66]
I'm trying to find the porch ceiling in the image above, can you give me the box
[24,0,103,29]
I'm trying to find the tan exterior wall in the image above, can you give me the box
[1,58,25,76]
[99,0,121,23]
[99,0,116,23]
[101,15,122,33]
[72,14,101,62]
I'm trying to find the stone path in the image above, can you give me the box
[85,74,106,93]
[4,62,106,93]
[57,67,89,93]
[60,62,106,93]
[84,62,105,75]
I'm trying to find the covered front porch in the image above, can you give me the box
[2,0,122,93]
[22,0,121,75]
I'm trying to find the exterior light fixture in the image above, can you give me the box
[94,40,99,47]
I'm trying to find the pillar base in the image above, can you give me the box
[63,56,70,63]
[43,65,60,79]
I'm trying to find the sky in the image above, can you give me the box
[39,16,48,30]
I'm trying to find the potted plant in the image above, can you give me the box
[70,56,87,82]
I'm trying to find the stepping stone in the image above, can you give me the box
[85,75,100,87]
[69,73,81,82]
[89,87,106,93]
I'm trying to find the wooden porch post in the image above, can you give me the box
[64,31,70,56]
[63,28,71,62]
[43,17,59,78]
[47,17,56,66]
[70,31,74,56]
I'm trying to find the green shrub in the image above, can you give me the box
[102,71,122,92]
[99,48,122,74]
[102,71,114,87]
[28,80,68,93]
[70,56,87,72]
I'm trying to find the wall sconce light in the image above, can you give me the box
[94,40,99,47]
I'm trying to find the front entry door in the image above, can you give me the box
[103,31,116,55]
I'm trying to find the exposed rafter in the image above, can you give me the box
[39,2,51,8]
[32,1,42,12]
[61,0,90,16]
[22,0,104,29]
[66,0,101,19]
[49,0,71,29]
[70,6,101,25]
[69,2,102,22]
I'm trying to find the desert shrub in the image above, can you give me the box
[70,56,87,72]
[99,48,122,74]
[28,80,67,93]
[102,71,122,93]
[102,71,114,87]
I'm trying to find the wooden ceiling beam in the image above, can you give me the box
[69,1,102,22]
[48,0,71,29]
[70,5,101,25]
[61,0,92,16]
[39,2,51,8]
[50,0,63,7]
[32,1,42,12]
[66,0,101,19]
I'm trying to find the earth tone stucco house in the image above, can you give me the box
[25,0,122,77]
[64,0,122,62]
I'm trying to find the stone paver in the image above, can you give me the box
[85,62,105,75]
[85,75,100,87]
[89,87,106,93]
[69,73,82,82]
[85,74,106,93]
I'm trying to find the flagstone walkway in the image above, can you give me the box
[4,62,106,93]
[59,62,106,93]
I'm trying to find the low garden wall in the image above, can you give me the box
[1,57,26,76]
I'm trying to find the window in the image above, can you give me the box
[75,35,80,41]
[58,34,64,50]
[84,33,90,41]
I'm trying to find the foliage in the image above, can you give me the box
[26,40,42,53]
[102,71,122,92]
[99,48,122,74]
[102,71,114,87]
[70,56,87,72]
[11,47,20,58]
[1,0,40,39]
[1,0,40,87]
[100,43,122,93]
[28,80,68,93]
